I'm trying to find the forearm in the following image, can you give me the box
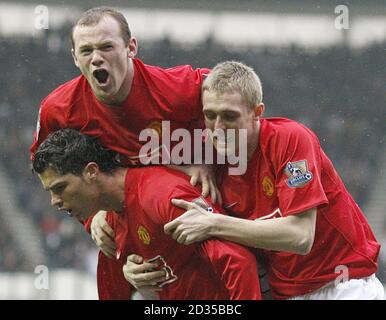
[211,211,315,255]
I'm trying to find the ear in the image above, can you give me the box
[127,36,138,58]
[71,48,80,68]
[83,162,100,183]
[254,103,265,119]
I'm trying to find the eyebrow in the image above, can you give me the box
[78,40,113,50]
[44,181,64,191]
[78,44,93,51]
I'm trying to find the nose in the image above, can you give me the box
[214,116,226,130]
[91,50,104,67]
[50,193,62,208]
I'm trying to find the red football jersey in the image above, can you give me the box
[219,117,380,299]
[101,167,262,300]
[30,58,209,232]
[96,250,132,300]
[30,58,208,163]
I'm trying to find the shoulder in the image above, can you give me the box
[258,118,323,172]
[260,117,319,150]
[136,166,198,200]
[135,58,209,85]
[128,167,201,220]
[41,75,86,111]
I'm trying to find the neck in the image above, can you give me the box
[246,120,261,161]
[98,168,127,212]
[103,59,135,106]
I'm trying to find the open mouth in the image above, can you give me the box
[93,69,109,85]
[59,208,73,216]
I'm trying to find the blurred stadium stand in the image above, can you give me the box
[0,2,385,298]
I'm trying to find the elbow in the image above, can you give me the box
[294,231,315,255]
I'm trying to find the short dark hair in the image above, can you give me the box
[32,129,122,175]
[71,7,131,48]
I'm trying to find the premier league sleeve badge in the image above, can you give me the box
[284,160,313,188]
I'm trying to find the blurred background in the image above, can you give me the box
[0,0,385,299]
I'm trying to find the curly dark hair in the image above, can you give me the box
[32,129,122,175]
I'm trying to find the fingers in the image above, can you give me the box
[91,211,117,254]
[127,254,144,264]
[200,175,210,198]
[171,198,193,210]
[100,221,115,238]
[164,211,192,235]
[216,189,223,206]
[93,227,116,255]
[96,233,116,258]
[123,256,168,289]
[176,233,186,245]
[134,285,163,292]
[135,271,166,285]
[96,227,116,248]
[166,200,204,235]
[190,174,198,187]
[125,257,156,274]
[164,219,177,235]
[101,247,115,258]
[168,225,187,244]
[175,230,196,245]
[209,179,217,203]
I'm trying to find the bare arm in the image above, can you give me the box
[212,208,316,255]
[165,199,317,255]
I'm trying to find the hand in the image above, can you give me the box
[164,199,216,245]
[123,254,166,291]
[90,210,116,258]
[167,164,222,204]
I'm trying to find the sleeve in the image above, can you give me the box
[143,179,261,300]
[29,99,66,160]
[270,123,329,216]
[187,67,210,122]
[168,66,210,123]
[197,238,262,300]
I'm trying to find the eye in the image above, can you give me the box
[80,48,92,55]
[223,112,239,122]
[52,185,65,195]
[204,111,216,120]
[102,45,113,50]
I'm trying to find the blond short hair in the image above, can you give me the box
[202,61,263,111]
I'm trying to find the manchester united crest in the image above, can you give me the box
[138,225,151,245]
[262,176,274,197]
[148,121,162,137]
